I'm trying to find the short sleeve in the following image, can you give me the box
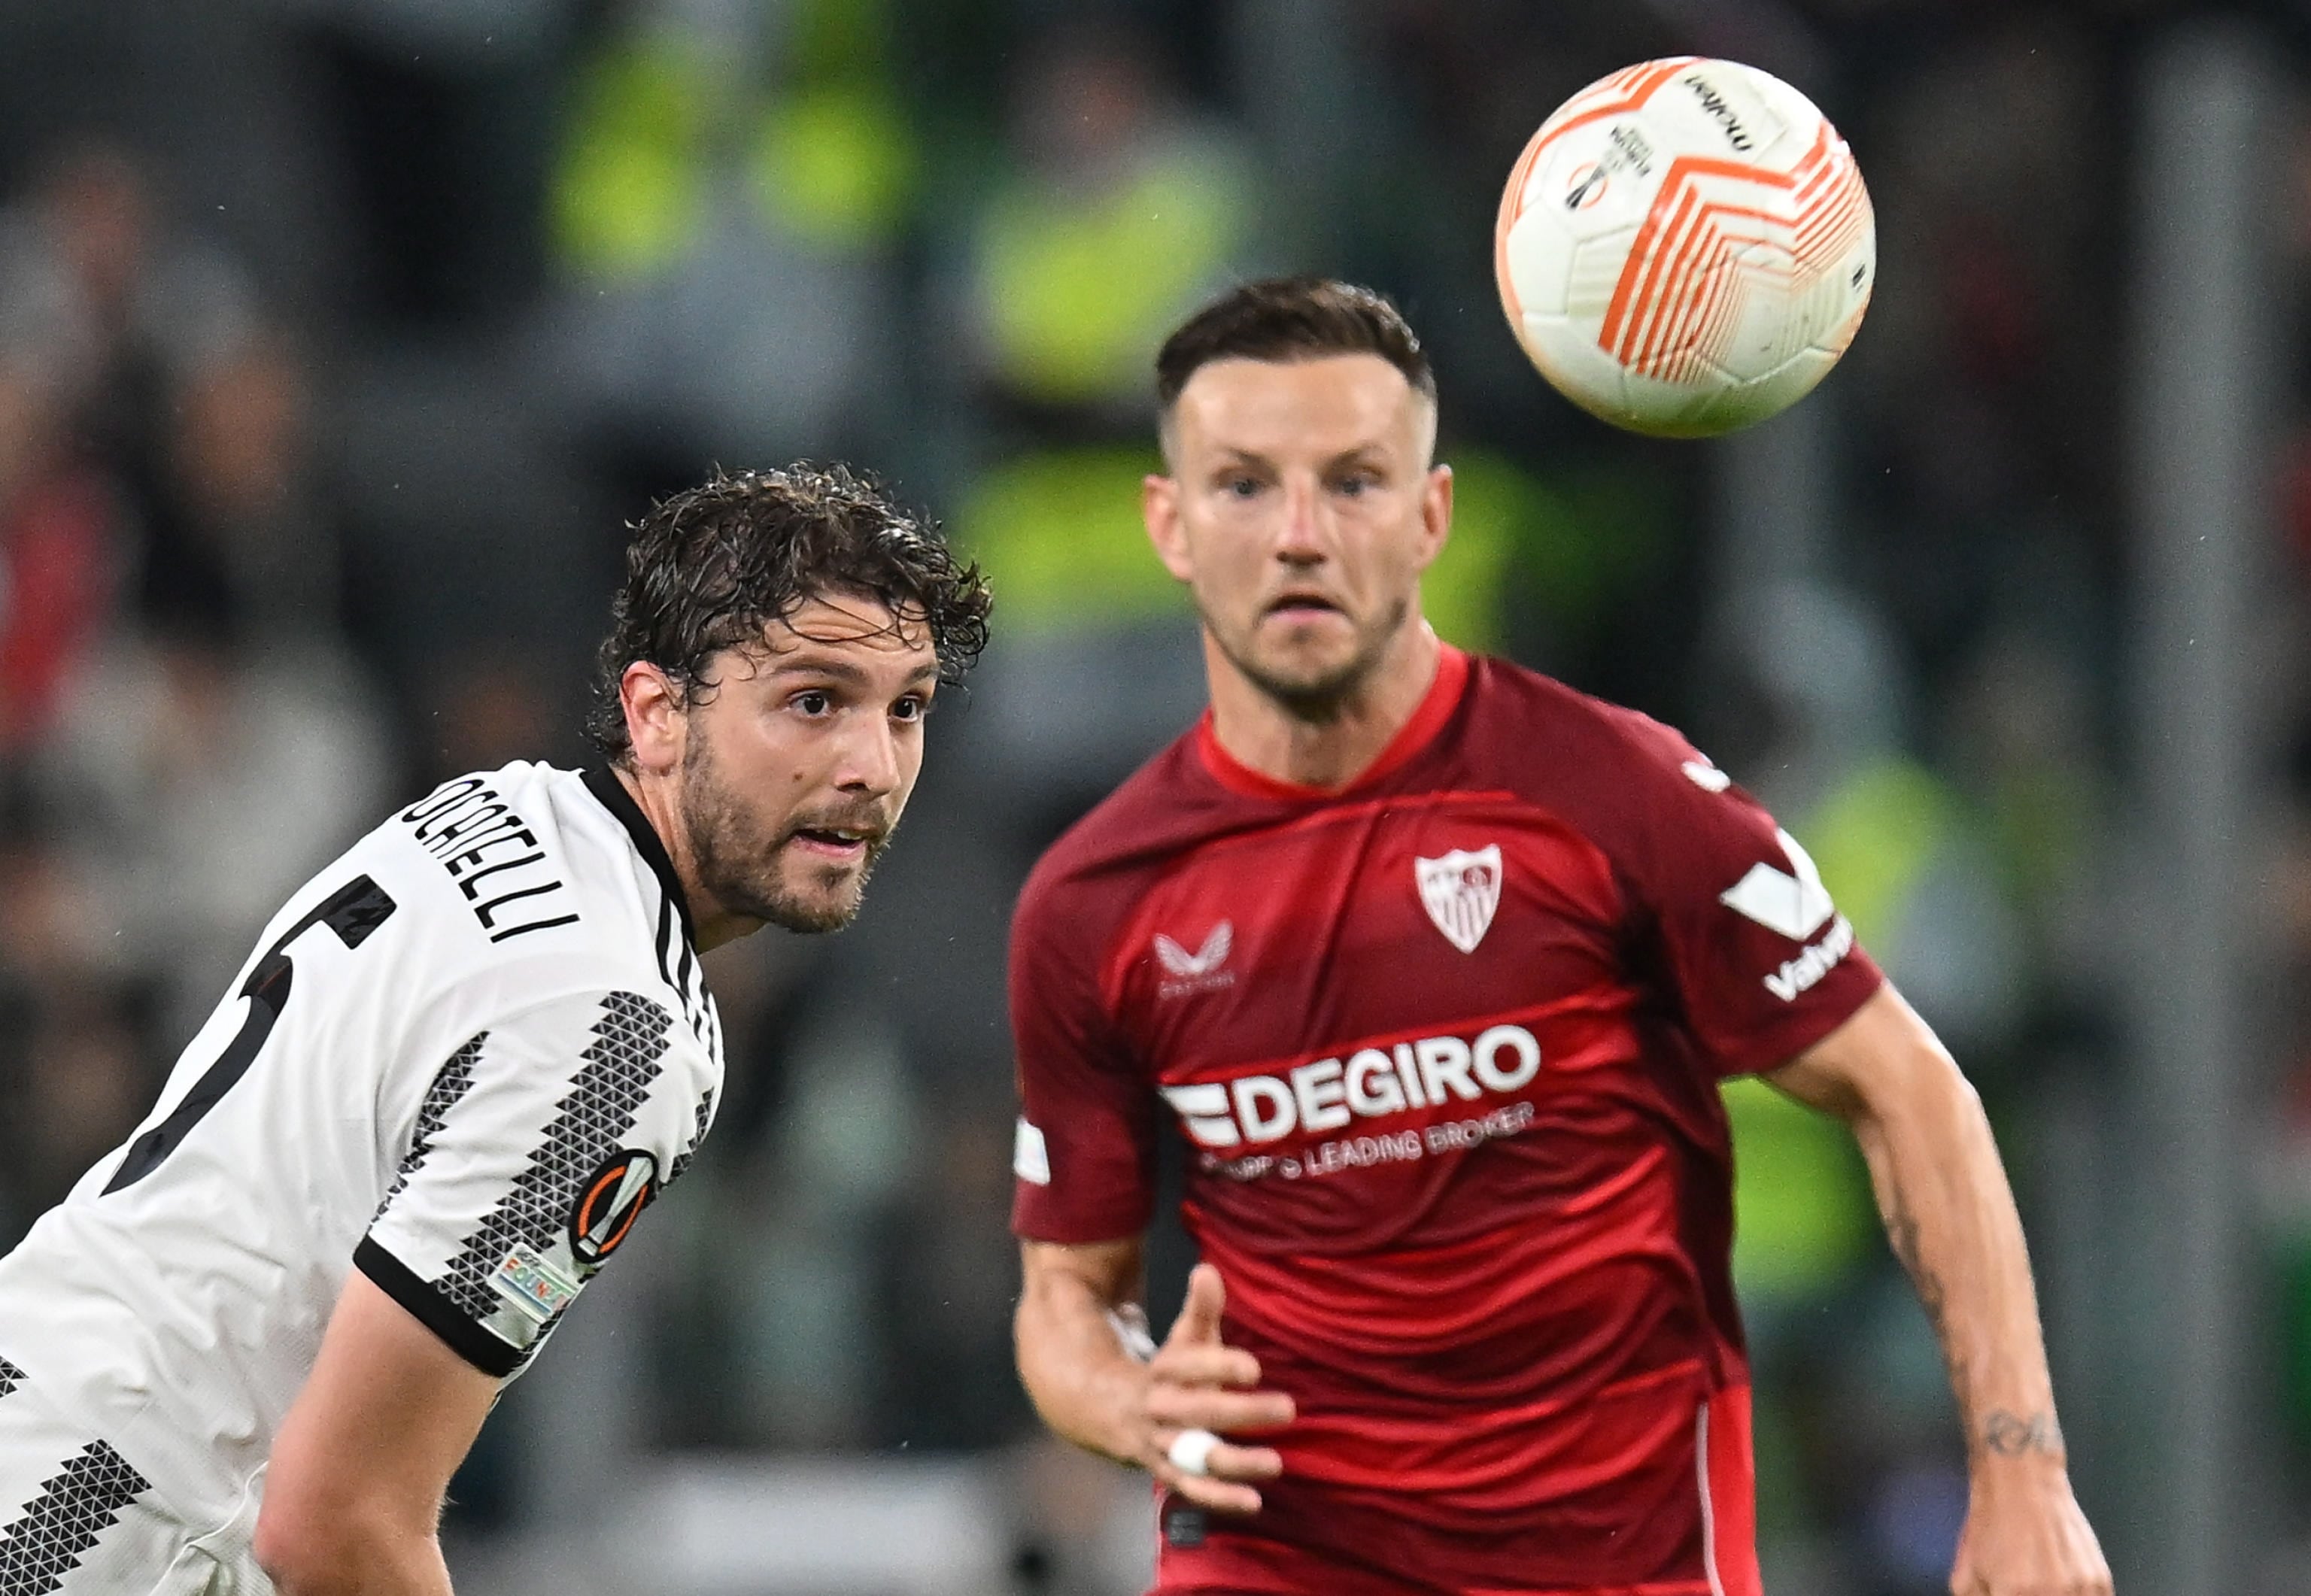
[1008,875,1157,1245]
[1611,718,1884,1076]
[356,989,715,1377]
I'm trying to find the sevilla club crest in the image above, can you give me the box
[1415,845,1503,954]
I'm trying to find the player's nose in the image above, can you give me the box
[833,715,906,798]
[1274,475,1328,563]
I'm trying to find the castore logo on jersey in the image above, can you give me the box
[1154,921,1235,998]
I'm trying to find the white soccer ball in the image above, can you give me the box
[1494,56,1875,439]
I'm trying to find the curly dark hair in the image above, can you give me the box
[585,464,992,765]
[1156,277,1436,411]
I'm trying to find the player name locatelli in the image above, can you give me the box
[401,778,579,942]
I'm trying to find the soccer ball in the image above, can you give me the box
[1494,57,1875,438]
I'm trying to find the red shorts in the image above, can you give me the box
[1149,1385,1761,1596]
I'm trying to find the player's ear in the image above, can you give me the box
[620,661,687,778]
[1413,463,1453,574]
[1143,472,1195,584]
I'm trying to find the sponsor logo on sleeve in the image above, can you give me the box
[1013,1118,1051,1185]
[1717,829,1836,942]
[1154,922,1235,998]
[1718,830,1855,1000]
[1414,845,1504,953]
[1764,915,1855,1002]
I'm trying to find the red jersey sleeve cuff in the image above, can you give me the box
[1705,951,1885,1077]
[1010,1186,1154,1246]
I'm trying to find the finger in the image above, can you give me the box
[1146,1385,1298,1434]
[1158,1467,1266,1515]
[1151,1427,1287,1483]
[1166,1264,1227,1349]
[1147,1342,1264,1389]
[1197,1438,1285,1482]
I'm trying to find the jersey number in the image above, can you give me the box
[103,875,398,1194]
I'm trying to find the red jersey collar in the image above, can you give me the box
[1195,644,1471,801]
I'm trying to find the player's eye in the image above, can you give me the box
[792,690,834,716]
[1222,474,1263,499]
[1334,470,1380,497]
[891,694,930,723]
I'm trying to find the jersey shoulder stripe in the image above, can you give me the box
[665,1088,715,1192]
[0,1438,151,1586]
[373,1034,486,1220]
[359,991,679,1375]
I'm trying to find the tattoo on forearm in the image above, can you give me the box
[1882,1196,1973,1408]
[1980,1409,2064,1458]
[1885,1203,1951,1347]
[1883,1196,2062,1461]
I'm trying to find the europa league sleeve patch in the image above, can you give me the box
[569,1148,659,1271]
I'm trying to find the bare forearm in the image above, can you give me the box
[1851,1055,2061,1462]
[1015,1266,1151,1463]
[1774,990,2108,1591]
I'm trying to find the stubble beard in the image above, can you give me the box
[679,734,888,935]
[1213,594,1411,723]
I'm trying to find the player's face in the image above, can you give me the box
[1147,354,1450,715]
[677,593,938,935]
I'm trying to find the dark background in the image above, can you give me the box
[0,2,2303,1591]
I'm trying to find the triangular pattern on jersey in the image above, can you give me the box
[0,1441,150,1595]
[374,1033,487,1220]
[431,992,674,1361]
[665,1088,716,1191]
[0,1362,21,1401]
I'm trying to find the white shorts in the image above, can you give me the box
[0,1358,265,1595]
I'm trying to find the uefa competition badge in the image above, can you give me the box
[1416,846,1504,954]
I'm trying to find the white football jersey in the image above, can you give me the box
[0,762,723,1539]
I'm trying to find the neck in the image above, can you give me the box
[612,762,756,951]
[1204,620,1443,791]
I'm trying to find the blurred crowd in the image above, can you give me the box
[0,2,2306,1591]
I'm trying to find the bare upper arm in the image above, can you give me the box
[1762,982,1969,1121]
[254,1267,499,1582]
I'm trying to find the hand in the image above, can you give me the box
[1135,1263,1296,1514]
[1951,1461,2112,1596]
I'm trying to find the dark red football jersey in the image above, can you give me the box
[1010,647,1882,1594]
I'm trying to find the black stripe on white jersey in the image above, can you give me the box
[374,1034,487,1221]
[652,891,679,996]
[665,1089,715,1191]
[649,878,718,1060]
[428,992,674,1366]
[0,1440,150,1594]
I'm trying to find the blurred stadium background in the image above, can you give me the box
[0,0,2302,1591]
